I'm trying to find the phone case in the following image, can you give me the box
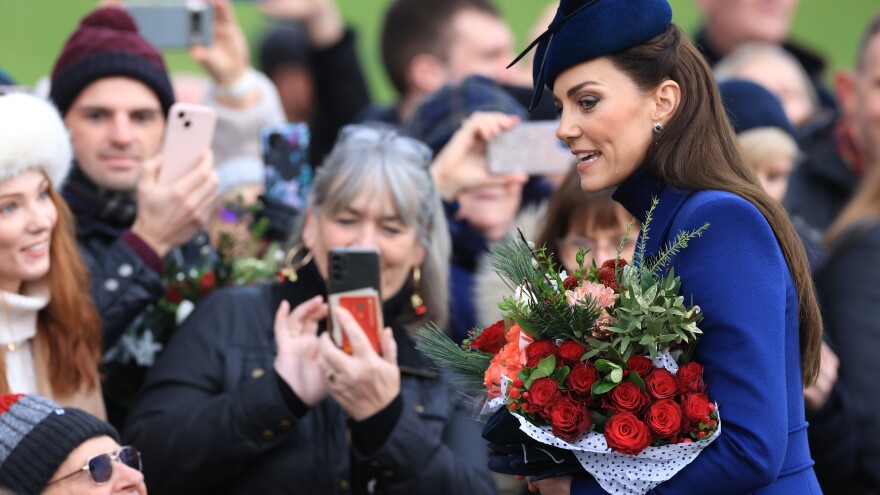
[262,123,313,210]
[328,247,383,354]
[159,103,217,186]
[329,288,383,354]
[487,121,575,175]
[126,4,214,50]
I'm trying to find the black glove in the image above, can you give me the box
[482,409,584,481]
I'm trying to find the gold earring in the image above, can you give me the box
[411,266,427,316]
[279,243,314,283]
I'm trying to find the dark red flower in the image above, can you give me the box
[525,340,559,367]
[166,286,183,304]
[626,355,653,377]
[566,362,598,395]
[644,368,678,400]
[645,399,683,439]
[198,271,217,298]
[606,381,650,414]
[604,412,652,455]
[562,275,580,291]
[558,341,585,364]
[682,393,712,424]
[527,377,559,417]
[677,362,706,395]
[470,320,506,354]
[549,394,592,441]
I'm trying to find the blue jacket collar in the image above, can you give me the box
[612,167,694,257]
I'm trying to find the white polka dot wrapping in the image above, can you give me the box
[511,410,720,494]
[507,353,720,495]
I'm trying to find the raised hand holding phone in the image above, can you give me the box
[318,307,400,421]
[159,103,217,185]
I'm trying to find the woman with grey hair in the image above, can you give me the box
[124,124,496,495]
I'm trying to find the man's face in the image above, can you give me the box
[444,9,516,85]
[700,0,799,49]
[64,77,165,192]
[852,34,880,166]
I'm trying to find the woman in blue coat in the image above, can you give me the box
[496,0,824,493]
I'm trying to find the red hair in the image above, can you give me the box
[0,181,102,395]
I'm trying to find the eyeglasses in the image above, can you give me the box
[47,446,142,486]
[338,124,434,168]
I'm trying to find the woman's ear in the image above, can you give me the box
[652,80,681,124]
[301,210,318,251]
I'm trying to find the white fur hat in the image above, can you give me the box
[0,93,72,187]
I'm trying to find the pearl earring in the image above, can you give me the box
[653,122,664,133]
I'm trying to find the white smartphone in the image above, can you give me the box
[126,3,214,50]
[487,121,575,176]
[159,103,216,186]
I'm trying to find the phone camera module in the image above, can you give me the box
[184,121,191,128]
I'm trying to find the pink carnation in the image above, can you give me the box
[567,282,618,308]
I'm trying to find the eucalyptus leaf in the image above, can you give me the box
[591,380,618,395]
[610,368,623,383]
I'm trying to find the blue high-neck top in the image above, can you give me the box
[571,168,822,494]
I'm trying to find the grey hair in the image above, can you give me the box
[713,42,820,114]
[288,124,451,332]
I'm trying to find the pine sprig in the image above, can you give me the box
[414,323,492,387]
[647,223,710,274]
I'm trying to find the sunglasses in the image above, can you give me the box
[47,446,142,486]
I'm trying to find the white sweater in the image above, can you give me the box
[1,282,50,393]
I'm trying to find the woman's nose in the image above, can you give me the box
[556,106,582,144]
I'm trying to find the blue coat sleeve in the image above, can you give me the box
[573,194,792,494]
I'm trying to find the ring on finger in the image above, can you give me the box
[325,368,337,384]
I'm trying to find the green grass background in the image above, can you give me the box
[1,1,877,104]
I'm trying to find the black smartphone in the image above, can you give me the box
[262,123,313,211]
[327,247,383,354]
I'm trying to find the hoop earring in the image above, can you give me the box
[653,122,664,134]
[410,266,427,316]
[279,243,314,283]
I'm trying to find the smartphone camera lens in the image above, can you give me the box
[178,111,185,119]
[268,132,284,149]
[184,121,191,128]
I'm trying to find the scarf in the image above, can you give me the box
[62,165,138,229]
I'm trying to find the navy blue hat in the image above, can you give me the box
[511,0,672,110]
[403,75,527,155]
[259,22,311,78]
[718,79,795,137]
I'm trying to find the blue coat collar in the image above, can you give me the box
[612,167,694,257]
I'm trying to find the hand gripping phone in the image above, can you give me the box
[327,247,383,355]
[159,103,217,185]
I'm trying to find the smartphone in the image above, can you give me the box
[126,3,214,50]
[262,123,313,211]
[487,121,575,175]
[328,247,383,355]
[159,103,217,185]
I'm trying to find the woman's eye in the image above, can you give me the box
[578,96,599,111]
[0,202,17,215]
[382,224,403,235]
[38,189,50,200]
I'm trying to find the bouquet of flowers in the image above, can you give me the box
[416,199,719,494]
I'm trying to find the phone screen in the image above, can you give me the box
[262,123,313,211]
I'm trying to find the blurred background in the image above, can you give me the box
[0,0,876,103]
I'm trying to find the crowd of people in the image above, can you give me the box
[0,0,878,493]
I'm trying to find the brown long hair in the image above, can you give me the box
[608,24,822,386]
[0,182,102,395]
[826,161,880,247]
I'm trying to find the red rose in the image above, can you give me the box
[606,381,650,414]
[604,412,652,455]
[558,341,585,364]
[549,394,592,441]
[562,275,579,291]
[527,377,558,417]
[566,362,598,395]
[645,399,683,439]
[677,362,705,395]
[470,320,506,354]
[198,271,217,297]
[166,286,183,304]
[644,368,678,400]
[682,393,712,423]
[525,340,558,367]
[626,355,653,377]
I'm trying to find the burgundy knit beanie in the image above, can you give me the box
[50,7,175,117]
